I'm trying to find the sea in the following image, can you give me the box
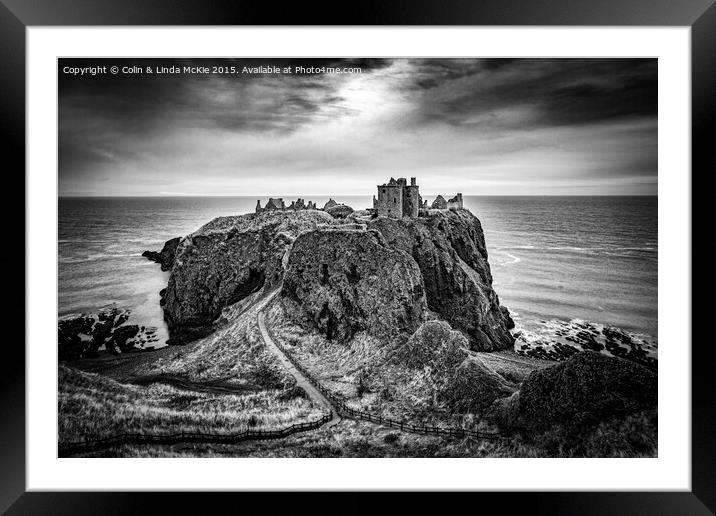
[58,196,658,349]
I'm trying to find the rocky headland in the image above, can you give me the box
[148,207,514,353]
[141,236,181,271]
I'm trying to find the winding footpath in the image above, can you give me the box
[257,293,340,428]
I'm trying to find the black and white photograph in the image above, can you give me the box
[57,57,658,458]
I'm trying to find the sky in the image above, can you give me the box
[58,58,657,197]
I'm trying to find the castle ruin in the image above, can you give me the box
[256,197,317,214]
[254,177,464,218]
[374,177,420,219]
[373,177,463,218]
[447,193,463,210]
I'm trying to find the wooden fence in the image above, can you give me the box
[268,326,510,441]
[58,410,333,457]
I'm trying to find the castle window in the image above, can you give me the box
[393,198,396,203]
[382,189,386,194]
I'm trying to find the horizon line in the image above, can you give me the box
[58,193,659,199]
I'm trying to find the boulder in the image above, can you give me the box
[487,351,657,432]
[142,237,181,271]
[281,227,428,342]
[443,356,517,414]
[394,320,468,371]
[368,209,514,351]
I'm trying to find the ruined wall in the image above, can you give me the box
[447,193,464,210]
[377,184,404,218]
[404,185,420,218]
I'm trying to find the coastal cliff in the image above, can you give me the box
[161,210,335,344]
[368,209,514,351]
[154,208,515,351]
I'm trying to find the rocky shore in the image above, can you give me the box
[58,305,160,360]
[513,318,657,369]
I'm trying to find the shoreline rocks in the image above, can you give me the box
[58,306,160,360]
[514,318,657,369]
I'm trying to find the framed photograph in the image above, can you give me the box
[7,0,712,513]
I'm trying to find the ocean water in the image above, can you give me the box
[58,196,657,347]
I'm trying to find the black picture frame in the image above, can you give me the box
[4,1,712,514]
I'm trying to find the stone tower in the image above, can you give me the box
[375,177,420,218]
[404,177,420,218]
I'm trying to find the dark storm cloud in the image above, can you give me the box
[401,58,656,130]
[58,58,657,196]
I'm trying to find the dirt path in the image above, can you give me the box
[257,297,340,428]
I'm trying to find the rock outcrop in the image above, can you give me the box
[385,320,516,416]
[58,306,159,360]
[368,209,514,351]
[487,351,657,432]
[281,227,428,342]
[325,204,354,219]
[162,210,335,344]
[142,237,181,271]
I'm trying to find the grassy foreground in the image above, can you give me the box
[73,410,657,458]
[59,364,322,446]
[59,293,325,447]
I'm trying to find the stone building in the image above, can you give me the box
[374,177,420,218]
[447,193,463,210]
[323,198,338,211]
[429,193,463,210]
[265,198,285,211]
[431,195,447,210]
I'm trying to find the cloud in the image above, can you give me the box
[58,58,657,196]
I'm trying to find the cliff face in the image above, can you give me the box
[281,227,427,342]
[368,209,514,351]
[162,210,335,344]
